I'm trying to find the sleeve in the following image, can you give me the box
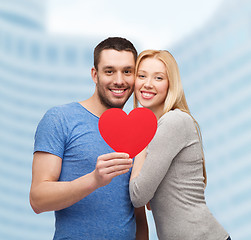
[129,111,188,207]
[34,107,67,159]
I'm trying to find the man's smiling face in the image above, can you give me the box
[93,49,135,109]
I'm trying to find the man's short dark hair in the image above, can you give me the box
[94,37,137,70]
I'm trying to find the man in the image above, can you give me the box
[30,37,148,239]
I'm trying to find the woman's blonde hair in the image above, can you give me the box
[134,50,207,186]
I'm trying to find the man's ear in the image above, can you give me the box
[91,67,98,84]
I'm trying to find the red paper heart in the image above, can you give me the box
[98,108,157,158]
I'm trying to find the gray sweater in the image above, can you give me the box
[129,109,229,240]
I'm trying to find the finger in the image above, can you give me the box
[107,168,130,178]
[98,152,130,161]
[101,163,133,175]
[99,158,133,169]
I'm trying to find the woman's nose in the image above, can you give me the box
[143,78,153,89]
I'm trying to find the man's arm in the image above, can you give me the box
[30,151,132,214]
[131,148,149,239]
[135,207,149,240]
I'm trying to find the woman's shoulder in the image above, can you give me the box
[159,109,193,127]
[157,109,196,141]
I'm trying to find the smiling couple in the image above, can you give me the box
[30,37,230,240]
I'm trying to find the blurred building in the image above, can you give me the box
[0,0,250,239]
[0,0,97,239]
[171,0,251,239]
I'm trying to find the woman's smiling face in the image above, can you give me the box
[135,57,169,117]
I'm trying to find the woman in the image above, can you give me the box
[129,50,230,240]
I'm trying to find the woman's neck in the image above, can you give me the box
[149,106,164,121]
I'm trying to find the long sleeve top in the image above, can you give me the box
[129,109,229,240]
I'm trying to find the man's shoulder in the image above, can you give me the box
[45,102,78,116]
[46,102,99,126]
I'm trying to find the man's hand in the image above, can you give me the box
[146,202,151,211]
[94,152,133,187]
[135,207,149,239]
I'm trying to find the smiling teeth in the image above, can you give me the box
[111,89,124,93]
[142,92,154,97]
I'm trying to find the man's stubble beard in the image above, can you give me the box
[96,75,134,109]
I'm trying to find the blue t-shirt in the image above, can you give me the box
[34,102,136,240]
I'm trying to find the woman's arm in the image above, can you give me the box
[130,148,147,180]
[131,149,152,211]
[129,111,187,207]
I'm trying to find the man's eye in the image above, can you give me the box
[105,70,113,74]
[124,70,132,74]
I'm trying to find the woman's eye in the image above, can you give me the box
[156,76,163,80]
[138,75,145,78]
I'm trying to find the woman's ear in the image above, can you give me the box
[91,67,98,84]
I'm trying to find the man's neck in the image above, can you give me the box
[79,95,109,118]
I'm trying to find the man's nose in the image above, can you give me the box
[113,72,124,85]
